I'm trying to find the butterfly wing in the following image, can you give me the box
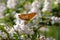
[18,14,29,20]
[28,12,36,19]
[18,12,36,21]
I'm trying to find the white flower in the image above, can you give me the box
[51,16,60,24]
[28,0,40,13]
[0,3,6,13]
[29,7,39,13]
[14,21,34,35]
[14,23,25,31]
[8,28,15,35]
[0,3,6,18]
[23,11,27,14]
[42,0,52,12]
[7,0,16,9]
[32,0,40,8]
[14,13,21,25]
[24,3,31,10]
[13,19,25,32]
[4,26,11,32]
[9,19,25,34]
[40,35,45,40]
[23,26,34,35]
[42,8,48,12]
[1,32,7,39]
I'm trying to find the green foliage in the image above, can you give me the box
[2,8,15,27]
[13,33,19,40]
[51,3,60,17]
[0,25,10,38]
[47,26,58,38]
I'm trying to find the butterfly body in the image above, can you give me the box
[18,12,36,21]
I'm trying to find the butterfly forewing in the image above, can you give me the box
[18,12,36,21]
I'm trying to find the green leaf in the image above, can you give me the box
[13,33,19,40]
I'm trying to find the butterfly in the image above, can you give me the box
[18,12,36,21]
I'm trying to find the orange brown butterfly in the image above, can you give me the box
[18,12,36,21]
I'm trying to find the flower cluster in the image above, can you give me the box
[28,0,40,13]
[7,0,16,9]
[51,16,60,24]
[0,3,6,18]
[42,0,52,12]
